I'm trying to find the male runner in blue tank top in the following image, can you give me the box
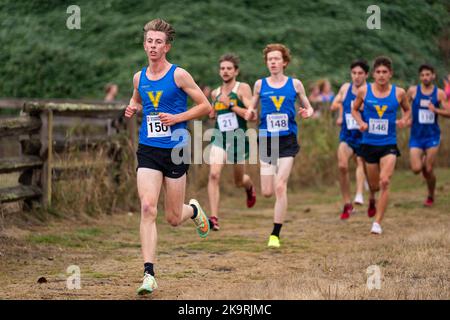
[331,60,370,219]
[244,44,314,248]
[407,64,450,207]
[351,56,411,235]
[124,19,212,295]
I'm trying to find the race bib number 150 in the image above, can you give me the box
[147,115,171,138]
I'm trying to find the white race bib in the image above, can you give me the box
[345,113,359,130]
[420,99,430,107]
[418,109,435,124]
[267,113,289,132]
[369,118,389,135]
[217,112,239,132]
[146,115,171,138]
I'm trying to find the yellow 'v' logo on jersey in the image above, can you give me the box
[270,96,285,111]
[374,105,388,118]
[147,91,163,109]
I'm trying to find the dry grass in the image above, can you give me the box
[0,168,449,300]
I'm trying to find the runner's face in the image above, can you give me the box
[373,65,392,86]
[420,70,435,87]
[143,31,170,61]
[351,66,368,87]
[266,51,286,74]
[219,61,238,83]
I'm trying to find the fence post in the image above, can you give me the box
[40,109,53,208]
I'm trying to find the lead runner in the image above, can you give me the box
[124,19,212,295]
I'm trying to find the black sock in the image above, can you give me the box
[190,204,198,219]
[271,223,282,238]
[144,262,154,276]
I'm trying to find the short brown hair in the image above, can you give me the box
[263,43,291,67]
[219,53,240,69]
[418,63,435,74]
[373,56,393,71]
[143,18,175,43]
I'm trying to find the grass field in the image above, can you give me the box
[0,168,449,300]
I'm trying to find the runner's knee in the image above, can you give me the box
[275,181,287,197]
[261,187,273,198]
[379,177,390,190]
[141,201,157,221]
[166,214,182,227]
[369,181,380,192]
[411,164,422,175]
[209,171,221,182]
[338,162,349,173]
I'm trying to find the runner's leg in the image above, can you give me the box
[273,157,295,224]
[137,168,163,266]
[337,142,354,204]
[376,154,397,224]
[422,146,439,199]
[207,145,226,218]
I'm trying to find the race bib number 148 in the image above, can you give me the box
[369,118,389,135]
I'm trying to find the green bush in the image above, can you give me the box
[0,0,448,99]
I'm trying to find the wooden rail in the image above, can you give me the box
[0,100,134,211]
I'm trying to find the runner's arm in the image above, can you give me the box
[209,89,217,119]
[397,88,411,128]
[294,79,314,119]
[124,72,143,118]
[244,80,261,121]
[159,68,212,125]
[351,86,368,132]
[233,82,252,119]
[330,83,347,112]
[331,83,349,125]
[429,89,450,118]
[405,86,416,126]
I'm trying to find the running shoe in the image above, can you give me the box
[189,199,210,238]
[354,193,364,205]
[340,203,354,220]
[209,216,220,231]
[246,185,256,208]
[137,273,158,295]
[370,222,382,235]
[368,199,377,218]
[267,235,280,248]
[424,196,434,207]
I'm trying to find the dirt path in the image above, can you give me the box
[1,169,449,300]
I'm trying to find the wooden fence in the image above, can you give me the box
[0,100,136,211]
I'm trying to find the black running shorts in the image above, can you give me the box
[360,144,401,164]
[258,134,300,164]
[136,144,189,178]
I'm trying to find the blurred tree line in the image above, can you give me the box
[0,0,448,99]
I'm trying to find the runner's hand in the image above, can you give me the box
[428,102,437,114]
[299,107,313,119]
[209,108,216,119]
[359,121,368,132]
[396,118,407,129]
[244,108,257,121]
[125,104,139,118]
[336,116,343,126]
[159,113,179,126]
